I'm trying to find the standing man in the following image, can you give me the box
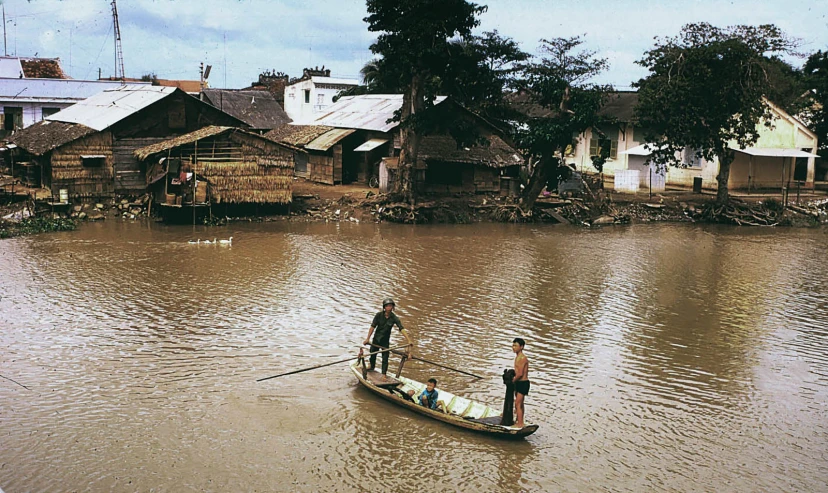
[364,298,412,375]
[512,337,530,428]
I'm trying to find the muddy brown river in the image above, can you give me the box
[1,220,826,492]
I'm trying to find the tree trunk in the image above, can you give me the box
[715,148,733,204]
[520,154,556,210]
[396,74,424,205]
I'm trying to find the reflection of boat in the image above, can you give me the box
[350,356,539,438]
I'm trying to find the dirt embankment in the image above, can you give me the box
[287,178,828,227]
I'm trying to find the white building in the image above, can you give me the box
[566,92,819,193]
[283,67,358,124]
[0,56,143,137]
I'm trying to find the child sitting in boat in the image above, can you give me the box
[408,378,447,412]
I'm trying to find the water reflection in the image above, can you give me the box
[1,221,826,492]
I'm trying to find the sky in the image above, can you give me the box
[1,0,826,90]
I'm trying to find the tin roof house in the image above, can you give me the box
[9,84,244,198]
[0,56,139,137]
[268,94,523,194]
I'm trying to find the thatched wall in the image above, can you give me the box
[50,131,114,197]
[202,131,294,204]
[199,161,292,204]
[138,129,295,204]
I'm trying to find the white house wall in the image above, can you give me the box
[0,77,141,130]
[284,77,358,124]
[566,124,638,176]
[568,100,818,191]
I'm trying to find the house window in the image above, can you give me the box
[41,107,61,120]
[304,89,311,104]
[794,149,811,182]
[81,155,106,167]
[294,152,308,174]
[589,138,617,160]
[3,106,23,131]
[683,147,703,168]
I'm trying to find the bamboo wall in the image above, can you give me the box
[309,153,334,185]
[50,131,114,197]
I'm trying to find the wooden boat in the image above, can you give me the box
[350,359,539,438]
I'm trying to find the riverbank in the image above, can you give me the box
[2,178,827,238]
[286,178,828,227]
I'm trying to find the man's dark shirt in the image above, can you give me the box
[371,311,404,343]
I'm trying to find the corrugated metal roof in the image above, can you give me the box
[0,78,141,102]
[353,138,388,152]
[305,128,356,151]
[46,84,177,131]
[311,94,447,132]
[731,147,821,158]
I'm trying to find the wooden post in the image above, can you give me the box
[193,139,198,226]
[358,347,368,378]
[394,354,408,379]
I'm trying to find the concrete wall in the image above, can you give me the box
[283,79,357,124]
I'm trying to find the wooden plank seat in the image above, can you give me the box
[364,370,401,388]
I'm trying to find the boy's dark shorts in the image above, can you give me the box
[515,380,530,395]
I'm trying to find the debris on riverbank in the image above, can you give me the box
[0,215,77,238]
[285,179,828,228]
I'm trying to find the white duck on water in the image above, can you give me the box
[218,237,233,245]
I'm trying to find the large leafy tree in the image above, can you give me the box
[364,0,486,202]
[802,50,828,160]
[443,30,529,123]
[514,36,612,209]
[342,30,528,124]
[634,23,799,204]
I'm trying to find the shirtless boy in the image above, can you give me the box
[512,337,530,428]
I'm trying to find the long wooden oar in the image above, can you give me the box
[0,373,30,390]
[408,355,484,379]
[256,344,410,382]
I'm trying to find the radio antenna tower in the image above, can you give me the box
[111,0,125,81]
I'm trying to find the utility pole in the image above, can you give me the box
[3,6,7,57]
[111,0,125,81]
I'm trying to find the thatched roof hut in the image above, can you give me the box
[135,126,295,205]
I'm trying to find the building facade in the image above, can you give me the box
[283,67,358,124]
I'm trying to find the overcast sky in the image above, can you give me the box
[2,0,827,90]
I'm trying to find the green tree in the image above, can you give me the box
[634,23,799,204]
[514,36,612,209]
[443,30,529,123]
[364,0,486,202]
[803,50,828,160]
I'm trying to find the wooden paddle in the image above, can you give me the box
[256,344,410,382]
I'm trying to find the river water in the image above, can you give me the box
[1,220,826,492]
